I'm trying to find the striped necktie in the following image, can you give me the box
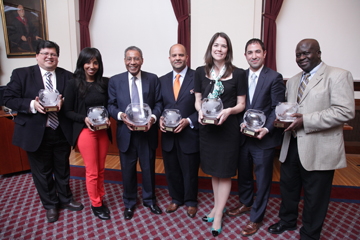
[297,73,310,103]
[45,72,59,130]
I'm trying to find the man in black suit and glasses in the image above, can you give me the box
[3,40,84,223]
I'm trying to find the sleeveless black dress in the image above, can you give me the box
[194,66,247,178]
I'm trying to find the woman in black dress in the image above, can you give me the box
[194,32,247,237]
[63,48,112,220]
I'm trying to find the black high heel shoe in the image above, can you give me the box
[202,215,214,222]
[101,201,110,214]
[202,207,226,223]
[91,205,110,220]
[211,219,223,237]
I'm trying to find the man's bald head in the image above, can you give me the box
[169,44,188,73]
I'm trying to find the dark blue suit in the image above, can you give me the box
[159,69,200,206]
[108,71,162,208]
[3,65,74,209]
[237,66,285,223]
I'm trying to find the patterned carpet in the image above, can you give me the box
[1,172,359,240]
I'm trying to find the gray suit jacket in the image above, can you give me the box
[279,63,355,170]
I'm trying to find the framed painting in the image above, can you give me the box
[0,0,48,57]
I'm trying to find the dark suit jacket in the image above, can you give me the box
[3,65,73,152]
[63,78,112,147]
[239,66,286,149]
[159,69,199,154]
[108,71,162,153]
[8,17,39,50]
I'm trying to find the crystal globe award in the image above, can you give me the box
[38,89,60,112]
[242,109,266,137]
[87,106,109,131]
[125,103,152,131]
[162,109,182,132]
[273,102,299,128]
[201,98,223,124]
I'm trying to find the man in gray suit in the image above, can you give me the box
[268,39,355,239]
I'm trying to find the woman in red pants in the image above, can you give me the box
[64,47,112,220]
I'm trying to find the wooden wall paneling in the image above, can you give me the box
[0,115,30,175]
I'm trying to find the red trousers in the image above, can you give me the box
[78,128,109,207]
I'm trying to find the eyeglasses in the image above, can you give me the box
[39,52,58,57]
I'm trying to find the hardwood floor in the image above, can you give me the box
[69,150,360,187]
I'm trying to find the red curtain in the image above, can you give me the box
[263,0,283,71]
[171,0,191,66]
[79,0,95,50]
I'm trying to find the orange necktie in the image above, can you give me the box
[173,74,181,101]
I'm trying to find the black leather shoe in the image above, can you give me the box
[124,207,134,220]
[143,203,162,215]
[102,201,110,214]
[268,222,297,234]
[60,200,84,211]
[91,205,110,220]
[46,208,59,223]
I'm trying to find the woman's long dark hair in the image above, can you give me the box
[73,47,106,98]
[204,32,235,79]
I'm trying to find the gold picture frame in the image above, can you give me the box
[0,0,48,57]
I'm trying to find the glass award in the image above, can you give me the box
[201,98,223,124]
[162,109,182,132]
[125,103,152,131]
[274,102,299,128]
[242,109,266,137]
[87,106,109,131]
[38,89,60,112]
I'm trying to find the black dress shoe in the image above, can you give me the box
[124,208,134,220]
[91,205,110,220]
[102,201,110,214]
[60,200,84,211]
[268,222,297,234]
[46,208,59,223]
[143,203,162,215]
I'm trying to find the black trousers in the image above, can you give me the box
[27,127,73,210]
[162,137,200,207]
[119,131,156,208]
[237,139,275,223]
[279,137,334,240]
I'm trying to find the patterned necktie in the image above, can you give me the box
[249,73,257,104]
[45,72,59,130]
[173,74,181,101]
[131,76,140,104]
[297,73,311,103]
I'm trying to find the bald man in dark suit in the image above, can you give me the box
[159,44,200,218]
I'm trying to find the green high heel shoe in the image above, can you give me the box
[211,218,223,237]
[202,208,226,223]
